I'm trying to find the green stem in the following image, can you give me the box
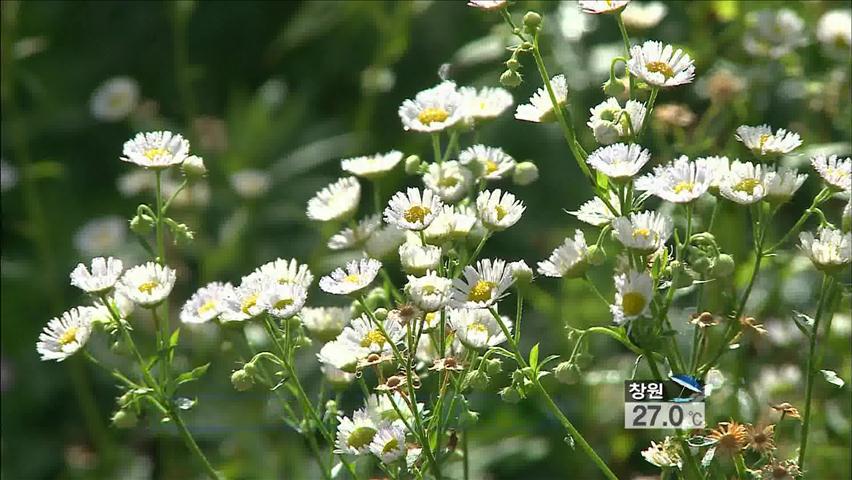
[169,406,222,480]
[798,274,834,471]
[733,454,747,479]
[638,87,659,139]
[614,12,635,99]
[431,133,442,164]
[766,188,830,254]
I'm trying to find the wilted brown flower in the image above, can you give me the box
[707,68,745,104]
[740,316,767,335]
[747,424,776,455]
[770,402,802,420]
[430,356,464,372]
[388,303,423,326]
[654,103,696,128]
[690,312,719,328]
[707,420,748,455]
[760,459,801,480]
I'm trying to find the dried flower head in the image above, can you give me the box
[706,420,748,456]
[746,424,776,455]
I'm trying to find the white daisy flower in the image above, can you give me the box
[341,151,404,180]
[719,161,771,205]
[339,314,404,354]
[306,177,361,222]
[467,0,507,10]
[698,155,731,192]
[258,283,307,319]
[515,74,568,123]
[448,308,512,349]
[399,242,442,275]
[476,189,525,231]
[90,77,139,122]
[405,271,452,312]
[621,2,667,30]
[578,0,630,14]
[180,282,234,324]
[37,307,95,361]
[587,98,647,145]
[743,9,806,59]
[369,423,408,464]
[73,216,126,256]
[301,306,351,342]
[586,143,651,180]
[635,155,711,203]
[319,258,383,296]
[70,257,124,294]
[336,408,380,455]
[610,269,653,325]
[811,154,851,192]
[816,10,852,54]
[458,145,516,181]
[537,230,590,278]
[254,258,314,289]
[121,131,190,169]
[367,392,426,424]
[328,215,382,250]
[423,160,473,203]
[735,125,802,157]
[384,187,443,231]
[220,272,269,322]
[460,86,513,123]
[398,81,464,133]
[117,262,176,308]
[765,167,807,203]
[364,225,406,259]
[318,340,362,373]
[508,260,534,283]
[323,365,355,388]
[569,193,621,226]
[627,40,695,88]
[451,258,515,309]
[230,169,271,199]
[612,211,673,253]
[641,438,682,469]
[799,227,851,272]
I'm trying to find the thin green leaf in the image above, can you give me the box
[529,343,540,371]
[176,363,210,386]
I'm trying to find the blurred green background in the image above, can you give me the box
[1,1,850,479]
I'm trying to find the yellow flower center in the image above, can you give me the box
[438,176,459,188]
[343,274,361,283]
[758,133,772,148]
[468,280,496,302]
[485,160,499,174]
[404,205,431,224]
[361,329,387,347]
[645,61,674,79]
[241,293,259,314]
[417,107,450,125]
[468,322,488,334]
[632,227,651,239]
[425,311,437,326]
[59,326,79,346]
[274,298,294,310]
[673,181,695,194]
[197,300,218,315]
[621,292,647,317]
[734,178,761,195]
[138,281,159,294]
[494,205,508,220]
[143,147,169,160]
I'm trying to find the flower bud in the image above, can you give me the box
[574,352,594,369]
[129,213,155,236]
[231,369,254,392]
[404,155,421,175]
[711,254,735,278]
[553,361,580,384]
[670,261,695,288]
[586,244,606,266]
[602,78,626,96]
[466,370,490,391]
[181,155,207,179]
[512,161,539,186]
[523,11,542,30]
[499,386,522,404]
[243,362,258,377]
[485,358,503,375]
[521,41,533,50]
[110,339,131,356]
[111,409,138,429]
[509,260,534,284]
[505,57,521,71]
[374,307,388,321]
[690,256,711,276]
[592,121,620,145]
[458,407,480,428]
[500,70,522,88]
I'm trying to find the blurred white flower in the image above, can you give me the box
[612,211,672,253]
[306,176,360,221]
[70,257,124,294]
[364,224,406,259]
[318,340,361,373]
[335,408,379,455]
[743,9,806,59]
[451,258,515,309]
[569,193,621,226]
[122,131,190,169]
[586,143,650,180]
[220,272,269,322]
[641,437,681,469]
[339,315,404,354]
[342,151,403,180]
[319,258,382,296]
[515,74,568,123]
[538,230,590,278]
[385,187,443,231]
[328,215,382,250]
[735,125,802,157]
[476,189,525,231]
[635,155,711,203]
[258,283,307,319]
[719,161,771,205]
[0,158,18,192]
[399,81,464,133]
[621,2,667,30]
[117,262,176,308]
[37,307,95,361]
[467,0,507,10]
[369,423,408,464]
[90,77,139,122]
[459,86,513,123]
[816,10,852,56]
[610,269,653,325]
[73,216,127,257]
[587,98,646,145]
[799,227,851,272]
[578,0,630,15]
[423,160,474,203]
[765,167,807,204]
[254,258,314,289]
[399,242,441,275]
[301,306,351,342]
[627,40,695,88]
[230,169,271,199]
[405,271,452,312]
[449,308,511,349]
[458,145,516,181]
[811,154,851,192]
[180,282,234,324]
